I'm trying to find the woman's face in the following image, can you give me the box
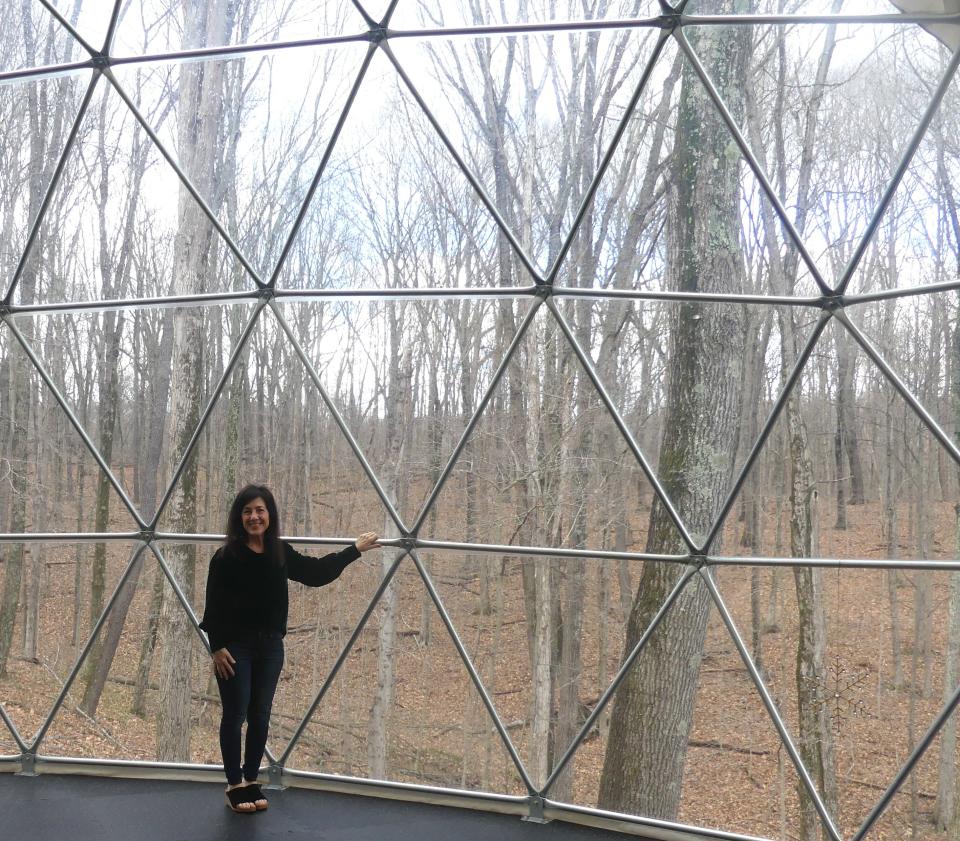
[241,497,270,540]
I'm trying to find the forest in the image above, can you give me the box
[2,1,960,840]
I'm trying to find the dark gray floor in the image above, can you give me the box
[0,773,645,841]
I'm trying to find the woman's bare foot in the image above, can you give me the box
[225,782,256,813]
[243,781,269,810]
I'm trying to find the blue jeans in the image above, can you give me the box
[214,632,284,785]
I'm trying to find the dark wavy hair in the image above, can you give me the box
[225,484,284,566]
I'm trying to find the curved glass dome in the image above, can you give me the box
[1,2,960,840]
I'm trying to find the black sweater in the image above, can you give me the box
[199,540,360,654]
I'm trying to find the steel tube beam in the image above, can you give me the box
[546,295,696,549]
[0,532,141,543]
[9,12,960,89]
[410,298,542,535]
[546,799,791,841]
[702,310,831,552]
[275,285,537,300]
[6,290,258,316]
[278,551,407,765]
[109,34,370,69]
[703,571,842,841]
[541,565,698,796]
[846,278,960,305]
[102,0,125,54]
[268,300,407,533]
[30,543,149,752]
[283,766,528,806]
[3,284,829,316]
[552,286,822,306]
[150,302,266,527]
[350,0,378,28]
[709,555,960,571]
[0,61,96,87]
[414,537,684,564]
[408,549,535,794]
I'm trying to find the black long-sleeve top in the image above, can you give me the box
[199,540,360,654]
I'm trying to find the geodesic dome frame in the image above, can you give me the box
[2,2,960,840]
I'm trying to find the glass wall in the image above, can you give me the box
[2,2,960,840]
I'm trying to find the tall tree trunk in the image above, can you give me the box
[0,10,54,675]
[156,0,236,762]
[367,305,411,779]
[937,145,960,829]
[598,15,750,818]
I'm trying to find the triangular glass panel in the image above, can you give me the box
[419,549,684,796]
[845,290,960,492]
[284,552,527,793]
[274,47,537,291]
[531,297,820,553]
[716,314,960,562]
[389,27,674,276]
[155,304,395,536]
[673,582,825,840]
[0,704,19,755]
[0,72,92,301]
[110,42,368,282]
[0,2,88,71]
[863,707,960,841]
[275,296,537,530]
[0,323,139,533]
[266,538,400,764]
[155,539,221,624]
[420,301,687,554]
[681,17,950,295]
[846,52,960,296]
[568,559,834,837]
[718,562,960,839]
[13,75,259,307]
[554,29,824,298]
[389,0,662,28]
[0,539,136,749]
[9,302,259,528]
[111,0,366,58]
[44,0,112,55]
[41,546,219,764]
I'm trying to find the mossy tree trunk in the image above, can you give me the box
[597,15,751,819]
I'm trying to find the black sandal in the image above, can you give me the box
[244,782,269,811]
[225,787,257,813]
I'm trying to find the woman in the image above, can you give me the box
[200,484,379,814]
